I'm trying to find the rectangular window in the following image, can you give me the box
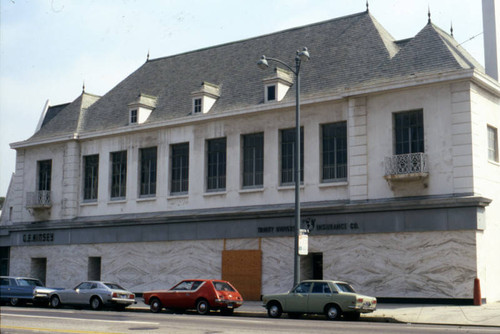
[207,138,226,191]
[130,109,138,123]
[394,110,424,154]
[37,160,52,191]
[83,154,99,201]
[110,151,127,199]
[171,143,189,194]
[488,125,499,162]
[140,147,157,196]
[281,128,304,185]
[243,133,264,188]
[267,85,276,102]
[322,122,347,181]
[193,98,202,113]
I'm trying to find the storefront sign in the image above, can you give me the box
[22,233,54,243]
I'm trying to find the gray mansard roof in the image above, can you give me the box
[26,11,483,142]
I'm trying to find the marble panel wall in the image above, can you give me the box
[9,230,477,299]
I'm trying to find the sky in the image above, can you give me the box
[0,0,486,197]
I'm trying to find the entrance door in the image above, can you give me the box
[301,252,323,280]
[30,258,47,285]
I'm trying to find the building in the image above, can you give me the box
[1,7,499,303]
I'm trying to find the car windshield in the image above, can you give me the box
[172,281,204,291]
[335,283,356,293]
[17,279,44,287]
[292,282,312,293]
[213,282,235,292]
[104,283,125,290]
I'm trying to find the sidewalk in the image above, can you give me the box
[131,300,500,327]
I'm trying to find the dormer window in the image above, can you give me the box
[128,93,157,125]
[266,85,276,102]
[193,98,202,114]
[130,109,138,124]
[191,82,220,114]
[262,67,293,103]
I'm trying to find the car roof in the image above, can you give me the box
[300,280,349,284]
[0,276,42,280]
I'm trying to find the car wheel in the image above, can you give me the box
[50,295,61,308]
[267,302,282,318]
[325,304,341,320]
[9,298,21,306]
[196,299,210,315]
[90,296,103,310]
[150,298,162,313]
[220,307,234,316]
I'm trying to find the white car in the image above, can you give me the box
[49,281,136,310]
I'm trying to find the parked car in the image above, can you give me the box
[143,279,244,315]
[0,276,58,306]
[262,280,377,320]
[49,281,136,310]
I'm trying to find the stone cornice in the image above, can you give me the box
[1,194,490,233]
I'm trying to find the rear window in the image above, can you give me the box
[104,283,125,290]
[18,279,44,287]
[213,282,235,292]
[335,283,355,293]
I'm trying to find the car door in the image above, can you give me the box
[169,280,195,309]
[0,278,14,300]
[72,282,93,304]
[308,282,335,313]
[283,282,311,313]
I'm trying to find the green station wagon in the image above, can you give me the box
[262,280,377,320]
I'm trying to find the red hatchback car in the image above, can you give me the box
[143,279,244,315]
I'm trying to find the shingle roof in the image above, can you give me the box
[27,11,483,142]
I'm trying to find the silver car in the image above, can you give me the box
[49,281,136,310]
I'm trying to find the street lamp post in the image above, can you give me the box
[257,47,310,287]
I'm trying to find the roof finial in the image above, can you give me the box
[146,49,150,62]
[428,5,431,24]
[366,0,369,12]
[450,21,454,37]
[82,81,86,93]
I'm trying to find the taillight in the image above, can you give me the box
[357,298,364,303]
[130,294,135,299]
[112,292,118,298]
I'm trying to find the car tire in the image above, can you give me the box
[9,298,22,306]
[325,304,341,320]
[196,299,210,315]
[267,302,282,318]
[50,295,61,308]
[150,298,162,313]
[90,296,103,310]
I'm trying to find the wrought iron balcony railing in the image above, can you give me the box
[26,191,52,208]
[384,152,428,178]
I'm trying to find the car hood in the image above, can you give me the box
[35,287,63,293]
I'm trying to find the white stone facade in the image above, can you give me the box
[1,12,500,303]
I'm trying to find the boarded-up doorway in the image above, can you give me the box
[222,250,262,301]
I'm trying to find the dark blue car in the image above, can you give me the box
[0,276,53,306]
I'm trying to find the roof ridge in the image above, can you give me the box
[147,11,369,64]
